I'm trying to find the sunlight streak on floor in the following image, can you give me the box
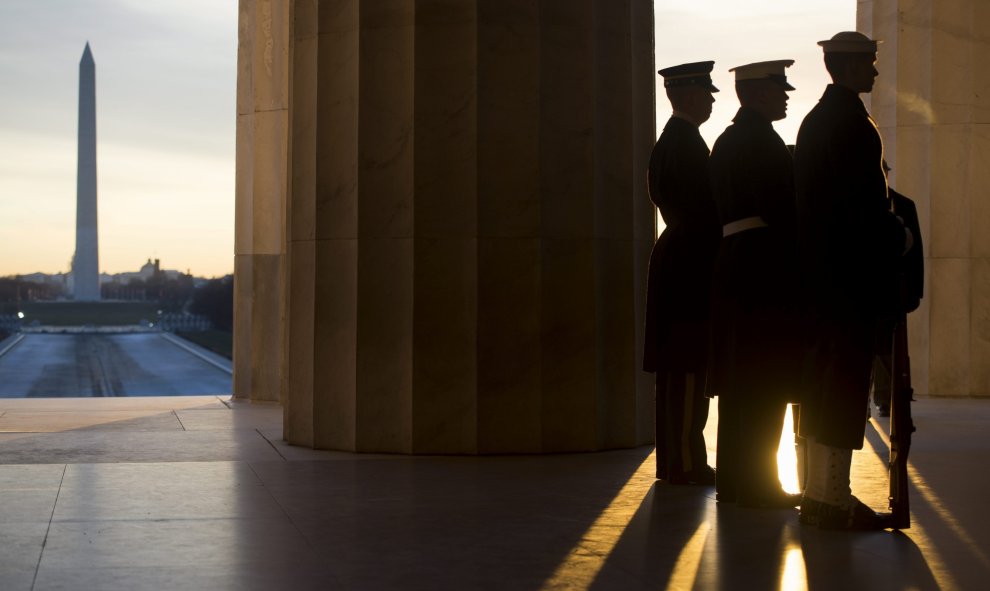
[541,454,656,589]
[779,545,808,591]
[864,418,961,590]
[666,520,712,590]
[541,406,978,591]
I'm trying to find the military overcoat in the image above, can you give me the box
[794,84,906,448]
[707,107,801,399]
[643,116,721,375]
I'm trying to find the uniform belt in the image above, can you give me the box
[722,216,768,238]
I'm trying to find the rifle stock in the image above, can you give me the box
[888,308,915,529]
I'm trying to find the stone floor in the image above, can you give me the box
[0,395,987,590]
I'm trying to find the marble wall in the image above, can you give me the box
[860,0,990,397]
[236,0,658,452]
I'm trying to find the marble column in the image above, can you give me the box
[860,0,990,397]
[233,0,290,402]
[239,0,656,452]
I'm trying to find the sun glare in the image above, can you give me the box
[777,404,802,494]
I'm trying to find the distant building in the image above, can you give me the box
[99,258,161,285]
[138,258,160,280]
[10,260,208,296]
[19,272,68,287]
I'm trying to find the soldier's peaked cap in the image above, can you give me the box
[818,31,881,53]
[729,60,796,90]
[658,61,719,92]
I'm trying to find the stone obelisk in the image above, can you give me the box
[73,42,99,301]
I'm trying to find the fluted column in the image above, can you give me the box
[861,0,990,397]
[233,0,290,402]
[273,0,655,452]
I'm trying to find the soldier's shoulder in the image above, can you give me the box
[799,100,861,138]
[890,190,917,211]
[710,124,747,153]
[657,121,703,151]
[659,118,694,138]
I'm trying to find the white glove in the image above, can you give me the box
[896,216,914,255]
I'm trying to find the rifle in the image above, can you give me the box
[887,278,915,529]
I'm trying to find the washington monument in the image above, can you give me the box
[73,42,99,301]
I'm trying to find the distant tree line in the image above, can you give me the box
[1,278,63,338]
[103,273,232,333]
[0,278,65,308]
[0,273,232,334]
[101,273,194,310]
[188,275,233,332]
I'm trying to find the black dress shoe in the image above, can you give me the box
[816,497,891,531]
[667,465,716,486]
[716,491,737,503]
[738,491,802,509]
[799,497,823,526]
[690,465,717,485]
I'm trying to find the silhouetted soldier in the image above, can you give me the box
[707,60,803,508]
[793,32,913,530]
[870,160,924,416]
[643,61,722,485]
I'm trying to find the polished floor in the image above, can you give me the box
[0,396,987,590]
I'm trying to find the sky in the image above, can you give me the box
[0,1,237,278]
[0,1,855,279]
[655,0,856,148]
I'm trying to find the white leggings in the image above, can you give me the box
[804,438,853,507]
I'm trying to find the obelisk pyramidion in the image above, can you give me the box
[73,42,99,301]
